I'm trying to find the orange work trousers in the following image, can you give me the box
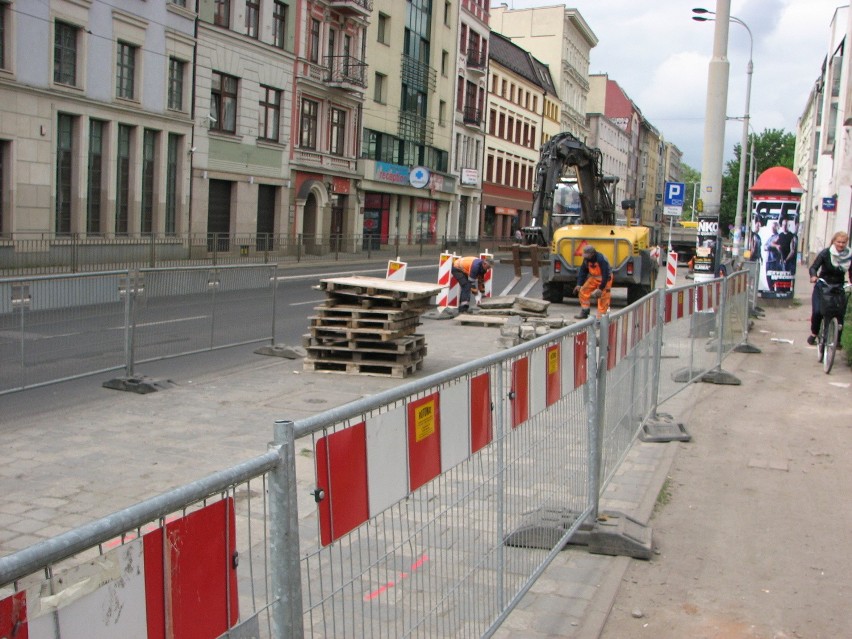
[578,275,613,316]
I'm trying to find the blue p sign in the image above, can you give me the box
[664,182,685,207]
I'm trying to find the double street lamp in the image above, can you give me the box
[693,7,753,259]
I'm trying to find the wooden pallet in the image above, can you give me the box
[316,276,442,301]
[320,290,434,311]
[305,345,426,365]
[308,324,417,342]
[303,357,424,378]
[302,333,426,353]
[308,313,421,332]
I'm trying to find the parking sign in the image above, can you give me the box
[664,182,685,207]
[663,181,685,217]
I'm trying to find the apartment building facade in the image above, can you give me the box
[482,32,554,237]
[585,113,629,209]
[0,0,195,239]
[358,0,458,249]
[448,0,488,241]
[794,5,851,261]
[489,5,595,142]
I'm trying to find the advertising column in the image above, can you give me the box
[748,167,804,300]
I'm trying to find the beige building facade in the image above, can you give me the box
[489,5,596,141]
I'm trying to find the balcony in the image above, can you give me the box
[326,0,372,18]
[325,55,367,92]
[462,105,482,127]
[466,46,487,73]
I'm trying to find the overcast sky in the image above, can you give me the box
[495,0,847,172]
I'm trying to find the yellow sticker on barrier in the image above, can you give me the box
[414,400,436,442]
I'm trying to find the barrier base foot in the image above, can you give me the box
[254,344,307,359]
[701,369,741,385]
[670,367,705,383]
[640,414,691,442]
[568,511,653,560]
[734,342,761,354]
[102,375,174,394]
[504,508,581,550]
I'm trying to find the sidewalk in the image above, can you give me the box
[2,268,847,637]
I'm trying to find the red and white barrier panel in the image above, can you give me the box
[314,333,591,546]
[386,259,407,281]
[665,251,678,288]
[0,499,238,639]
[479,251,493,298]
[436,252,459,308]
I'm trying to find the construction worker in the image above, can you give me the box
[572,245,613,319]
[452,255,491,313]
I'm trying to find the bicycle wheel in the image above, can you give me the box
[817,331,825,363]
[823,318,838,374]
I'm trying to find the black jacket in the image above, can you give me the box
[808,248,852,286]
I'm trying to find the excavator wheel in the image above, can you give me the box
[542,281,565,304]
[627,284,652,305]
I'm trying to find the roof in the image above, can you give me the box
[488,31,556,93]
[750,167,804,194]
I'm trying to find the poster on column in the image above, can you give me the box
[693,215,719,280]
[749,198,800,299]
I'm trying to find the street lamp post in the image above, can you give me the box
[693,7,754,261]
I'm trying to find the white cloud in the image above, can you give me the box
[498,0,843,172]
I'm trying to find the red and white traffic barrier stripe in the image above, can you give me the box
[665,251,678,288]
[436,253,459,308]
[314,332,590,546]
[479,251,493,298]
[386,258,407,281]
[0,500,238,639]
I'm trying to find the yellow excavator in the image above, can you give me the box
[524,132,658,305]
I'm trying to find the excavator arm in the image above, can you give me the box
[529,132,616,243]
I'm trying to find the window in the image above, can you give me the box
[441,50,448,76]
[299,98,318,149]
[0,142,5,234]
[309,19,320,63]
[246,0,259,38]
[165,134,179,234]
[141,130,156,234]
[116,42,137,100]
[210,71,238,133]
[168,58,185,111]
[170,0,187,6]
[258,86,281,141]
[0,4,6,70]
[373,72,386,104]
[377,13,389,45]
[330,108,346,156]
[87,120,105,234]
[116,124,131,234]
[444,1,451,26]
[456,76,464,111]
[54,22,78,86]
[273,1,288,49]
[438,100,446,126]
[56,114,74,235]
[214,0,230,27]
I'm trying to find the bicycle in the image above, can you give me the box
[815,278,851,374]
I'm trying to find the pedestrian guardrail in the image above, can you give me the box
[0,269,757,637]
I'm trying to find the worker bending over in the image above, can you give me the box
[452,256,491,313]
[573,245,613,319]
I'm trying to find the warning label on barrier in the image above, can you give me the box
[414,399,436,442]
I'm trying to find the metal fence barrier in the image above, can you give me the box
[0,268,757,638]
[0,264,277,394]
[0,234,514,277]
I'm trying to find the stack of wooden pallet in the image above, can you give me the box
[303,276,442,378]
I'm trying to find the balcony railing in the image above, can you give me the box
[326,0,373,17]
[325,55,367,91]
[466,46,487,71]
[398,111,434,145]
[462,105,482,126]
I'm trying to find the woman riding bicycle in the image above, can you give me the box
[807,231,852,346]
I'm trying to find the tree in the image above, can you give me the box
[680,164,701,221]
[719,128,796,235]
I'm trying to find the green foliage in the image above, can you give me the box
[680,163,702,220]
[719,128,797,235]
